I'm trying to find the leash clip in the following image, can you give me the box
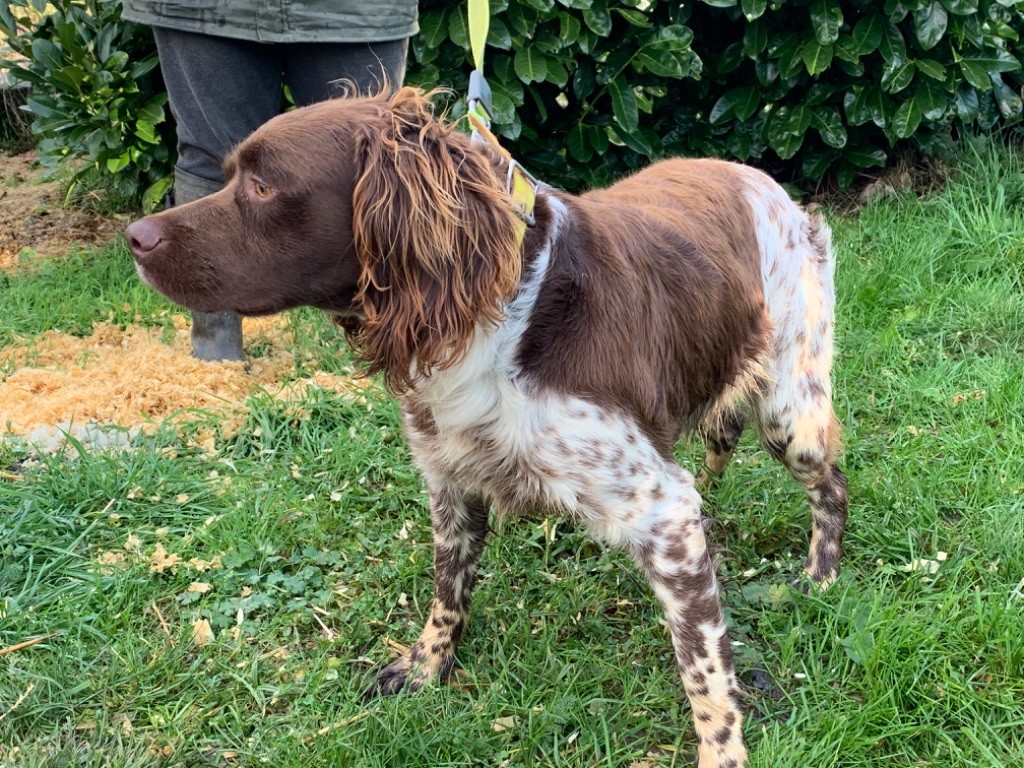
[467,70,493,131]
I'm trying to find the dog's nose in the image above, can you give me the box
[126,218,164,261]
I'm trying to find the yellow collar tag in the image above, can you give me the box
[467,110,538,243]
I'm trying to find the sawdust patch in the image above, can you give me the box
[1,150,126,271]
[0,314,371,437]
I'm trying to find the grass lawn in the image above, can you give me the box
[1,140,1023,767]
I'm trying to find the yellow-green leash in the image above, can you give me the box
[465,0,539,240]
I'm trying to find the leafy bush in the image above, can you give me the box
[4,0,1022,200]
[406,0,1024,189]
[0,0,173,210]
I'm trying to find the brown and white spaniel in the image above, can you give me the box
[127,87,848,768]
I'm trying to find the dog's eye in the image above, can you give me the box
[251,178,274,199]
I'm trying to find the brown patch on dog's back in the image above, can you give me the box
[517,160,768,455]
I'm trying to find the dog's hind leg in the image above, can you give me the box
[369,484,489,695]
[747,190,849,586]
[695,408,747,492]
[756,399,848,585]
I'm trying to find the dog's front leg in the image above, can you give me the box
[613,477,748,767]
[369,484,489,696]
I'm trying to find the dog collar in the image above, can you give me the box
[467,108,538,243]
[466,1,539,245]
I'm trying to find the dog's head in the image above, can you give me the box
[127,87,522,390]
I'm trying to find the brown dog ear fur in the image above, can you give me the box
[350,87,522,393]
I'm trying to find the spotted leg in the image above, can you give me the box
[757,406,848,586]
[369,485,489,695]
[585,465,748,768]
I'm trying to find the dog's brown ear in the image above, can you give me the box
[350,87,522,393]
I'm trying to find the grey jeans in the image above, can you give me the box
[154,26,408,202]
[152,27,408,358]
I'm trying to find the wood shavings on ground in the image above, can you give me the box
[0,314,369,439]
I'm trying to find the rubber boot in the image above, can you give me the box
[171,170,245,362]
[191,310,245,362]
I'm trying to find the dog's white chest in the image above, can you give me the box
[402,363,676,534]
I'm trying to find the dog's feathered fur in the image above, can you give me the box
[128,87,849,768]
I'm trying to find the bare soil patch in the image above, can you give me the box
[1,150,128,271]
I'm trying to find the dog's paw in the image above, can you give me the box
[364,655,420,699]
[790,567,838,594]
[364,648,455,700]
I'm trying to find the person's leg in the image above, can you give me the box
[152,27,285,361]
[283,38,409,106]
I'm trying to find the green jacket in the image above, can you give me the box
[121,1,418,44]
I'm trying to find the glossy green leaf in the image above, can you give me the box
[614,8,651,27]
[917,77,949,120]
[651,24,694,51]
[448,9,469,48]
[881,60,915,93]
[802,146,840,179]
[0,3,16,36]
[106,151,131,174]
[573,61,596,99]
[567,124,592,162]
[611,123,656,156]
[851,13,885,55]
[939,0,977,14]
[548,60,570,87]
[915,59,946,82]
[634,50,684,78]
[844,86,873,125]
[582,7,611,36]
[776,33,805,78]
[142,175,174,214]
[608,76,639,132]
[991,73,1023,120]
[94,23,115,64]
[559,12,581,44]
[768,105,811,159]
[513,47,548,83]
[585,124,609,155]
[812,107,848,148]
[130,57,160,80]
[914,3,947,51]
[710,86,760,124]
[30,39,63,71]
[135,120,159,144]
[954,83,979,121]
[488,18,512,50]
[418,8,449,49]
[505,2,536,36]
[879,23,906,64]
[801,40,834,75]
[743,20,768,57]
[835,36,861,64]
[959,60,993,90]
[810,0,843,45]
[960,52,1021,76]
[892,95,923,137]
[51,65,85,89]
[843,145,887,168]
[741,0,767,21]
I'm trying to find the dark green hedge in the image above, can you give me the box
[3,0,1022,204]
[406,0,1024,189]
